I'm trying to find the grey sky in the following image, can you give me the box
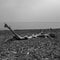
[0,0,60,29]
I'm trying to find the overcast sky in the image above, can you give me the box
[0,0,60,29]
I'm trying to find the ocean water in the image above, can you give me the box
[0,22,60,30]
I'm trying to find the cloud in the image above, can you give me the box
[0,0,60,22]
